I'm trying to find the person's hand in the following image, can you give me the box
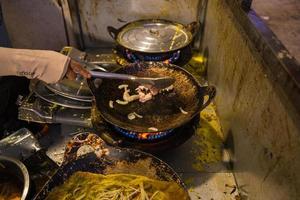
[65,59,91,80]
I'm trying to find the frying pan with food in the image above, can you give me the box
[88,62,216,133]
[34,133,189,199]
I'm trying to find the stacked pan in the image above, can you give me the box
[31,76,93,110]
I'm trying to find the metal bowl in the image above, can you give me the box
[0,156,30,200]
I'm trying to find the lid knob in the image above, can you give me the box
[149,29,159,36]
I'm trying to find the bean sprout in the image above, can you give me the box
[118,84,128,89]
[148,127,158,132]
[116,100,128,105]
[179,107,188,115]
[109,101,114,108]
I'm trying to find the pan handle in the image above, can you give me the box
[200,85,216,110]
[107,26,119,39]
[185,21,200,36]
[162,50,181,64]
[99,132,123,147]
[62,132,106,165]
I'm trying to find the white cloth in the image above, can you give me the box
[0,47,69,83]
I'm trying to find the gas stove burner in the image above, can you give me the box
[116,45,192,66]
[113,126,174,141]
[97,116,199,152]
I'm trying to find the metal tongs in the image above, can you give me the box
[89,71,175,89]
[78,60,175,89]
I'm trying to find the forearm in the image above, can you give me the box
[0,47,69,83]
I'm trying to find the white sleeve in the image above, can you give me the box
[0,47,69,83]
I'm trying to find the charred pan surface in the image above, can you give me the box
[93,62,203,132]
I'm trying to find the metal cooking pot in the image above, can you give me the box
[0,155,30,200]
[107,19,198,63]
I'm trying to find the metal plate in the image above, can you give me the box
[32,81,92,109]
[46,78,92,102]
[117,19,193,53]
[46,50,108,102]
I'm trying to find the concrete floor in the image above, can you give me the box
[158,136,239,200]
[252,0,300,62]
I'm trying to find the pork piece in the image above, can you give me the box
[119,84,140,102]
[135,85,155,103]
[140,93,152,103]
[118,84,174,104]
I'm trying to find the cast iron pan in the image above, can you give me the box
[88,62,216,133]
[34,133,189,199]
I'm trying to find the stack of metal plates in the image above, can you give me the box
[31,79,92,109]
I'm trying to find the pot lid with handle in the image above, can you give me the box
[113,19,196,53]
